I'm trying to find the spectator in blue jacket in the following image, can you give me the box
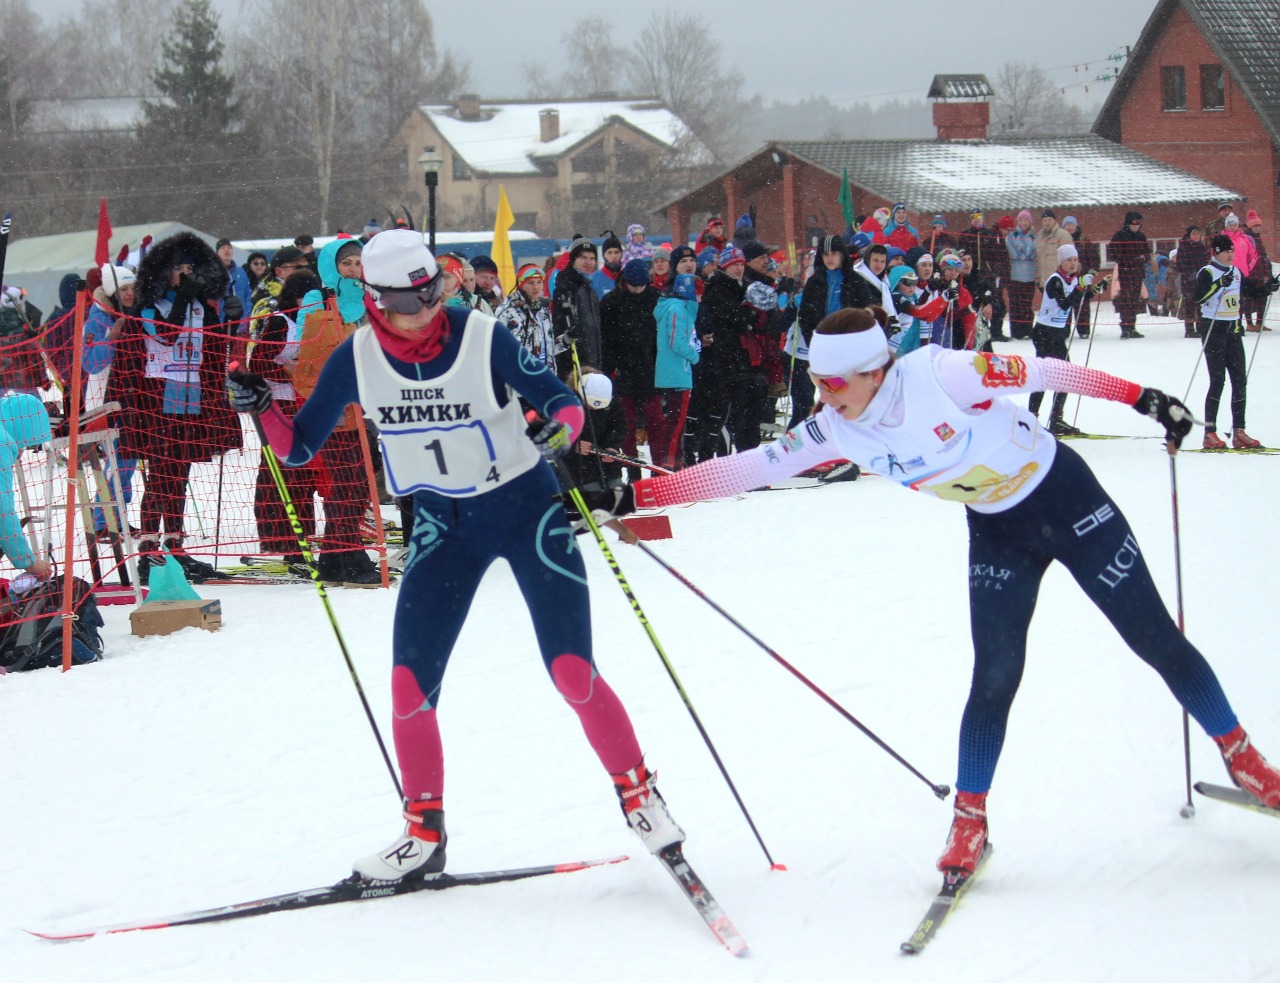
[217,238,251,323]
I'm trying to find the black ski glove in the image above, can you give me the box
[531,418,573,460]
[1133,387,1193,449]
[227,367,273,414]
[1268,276,1280,294]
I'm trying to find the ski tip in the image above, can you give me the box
[769,862,788,872]
[553,855,630,873]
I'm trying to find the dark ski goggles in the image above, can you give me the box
[369,272,444,314]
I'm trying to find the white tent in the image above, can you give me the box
[2,222,232,316]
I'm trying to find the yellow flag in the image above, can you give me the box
[493,185,516,295]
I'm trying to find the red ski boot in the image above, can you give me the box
[1215,725,1280,808]
[937,791,988,872]
[1202,429,1228,450]
[1233,429,1262,449]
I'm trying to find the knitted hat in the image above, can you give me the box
[886,245,905,261]
[734,213,753,233]
[997,215,1015,231]
[471,254,498,274]
[1218,200,1233,211]
[621,259,651,286]
[600,230,623,254]
[742,241,769,262]
[672,273,698,301]
[1225,213,1240,227]
[849,231,873,252]
[653,245,671,262]
[516,263,544,284]
[820,234,847,256]
[718,245,746,268]
[215,237,233,250]
[1062,215,1079,228]
[363,218,382,237]
[696,247,718,270]
[1246,209,1262,227]
[1124,210,1144,225]
[931,214,946,227]
[1211,233,1234,253]
[1056,243,1078,263]
[1017,209,1033,222]
[568,234,598,260]
[582,372,613,410]
[669,245,696,268]
[99,264,136,296]
[1042,209,1056,219]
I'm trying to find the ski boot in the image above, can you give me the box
[612,761,685,854]
[1048,415,1083,438]
[937,791,988,873]
[1120,328,1145,339]
[163,538,216,583]
[136,538,164,586]
[341,551,383,588]
[1215,725,1280,808]
[1203,429,1228,450]
[353,798,447,883]
[1232,429,1262,449]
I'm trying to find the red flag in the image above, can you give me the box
[94,198,112,266]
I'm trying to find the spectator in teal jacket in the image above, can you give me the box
[0,394,53,577]
[652,273,702,470]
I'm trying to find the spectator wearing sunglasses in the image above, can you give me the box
[1108,211,1149,339]
[226,229,686,884]
[583,305,1280,879]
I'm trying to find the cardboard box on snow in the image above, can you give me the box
[130,599,222,637]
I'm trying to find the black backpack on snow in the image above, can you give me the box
[0,576,105,673]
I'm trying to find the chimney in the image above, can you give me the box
[927,74,992,141]
[457,93,482,120]
[539,108,560,143]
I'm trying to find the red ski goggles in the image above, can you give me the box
[808,371,853,395]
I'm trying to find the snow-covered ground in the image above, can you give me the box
[6,310,1280,982]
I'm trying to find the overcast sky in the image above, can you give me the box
[37,0,1155,109]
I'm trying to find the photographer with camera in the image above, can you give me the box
[117,232,240,583]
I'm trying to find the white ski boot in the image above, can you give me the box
[353,798,447,883]
[612,761,685,854]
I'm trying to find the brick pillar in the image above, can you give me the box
[666,204,689,247]
[781,163,797,255]
[723,174,738,232]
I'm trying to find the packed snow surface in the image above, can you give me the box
[6,312,1280,981]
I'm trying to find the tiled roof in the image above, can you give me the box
[1094,0,1280,146]
[927,75,994,100]
[773,136,1238,210]
[419,98,709,176]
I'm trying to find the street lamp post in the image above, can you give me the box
[417,149,444,253]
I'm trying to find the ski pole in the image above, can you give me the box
[1245,291,1272,382]
[594,448,673,475]
[550,453,782,868]
[620,531,950,800]
[231,369,403,801]
[1070,289,1100,428]
[1166,440,1195,819]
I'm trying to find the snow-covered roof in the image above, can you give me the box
[420,99,707,175]
[26,97,162,134]
[779,136,1239,211]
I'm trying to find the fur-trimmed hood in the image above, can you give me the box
[135,232,227,309]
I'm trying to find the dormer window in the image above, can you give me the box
[1200,64,1225,110]
[1162,66,1187,111]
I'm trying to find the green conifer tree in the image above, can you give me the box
[142,0,239,141]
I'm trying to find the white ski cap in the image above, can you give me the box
[360,228,439,291]
[1056,243,1078,263]
[100,264,136,296]
[582,372,613,409]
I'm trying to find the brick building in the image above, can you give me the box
[661,74,1236,254]
[1093,0,1280,242]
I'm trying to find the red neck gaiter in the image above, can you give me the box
[364,296,450,362]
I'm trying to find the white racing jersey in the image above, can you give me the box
[353,310,540,497]
[1198,262,1241,322]
[635,346,1142,515]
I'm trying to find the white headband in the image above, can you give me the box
[808,328,889,376]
